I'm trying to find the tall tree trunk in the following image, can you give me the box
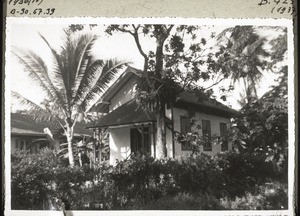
[66,124,75,167]
[155,103,167,158]
[98,142,102,165]
[154,32,167,158]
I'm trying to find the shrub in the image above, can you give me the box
[11,149,288,210]
[11,149,60,209]
[220,182,288,210]
[128,193,225,210]
[101,153,258,208]
[11,148,97,210]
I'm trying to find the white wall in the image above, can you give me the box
[172,107,231,157]
[109,124,156,165]
[109,127,131,165]
[109,78,137,111]
[107,107,232,164]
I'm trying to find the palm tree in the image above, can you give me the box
[12,28,127,167]
[217,26,272,103]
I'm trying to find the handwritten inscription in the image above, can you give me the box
[9,0,43,6]
[10,7,55,15]
[7,0,57,16]
[258,0,297,16]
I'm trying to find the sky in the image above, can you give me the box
[8,20,285,112]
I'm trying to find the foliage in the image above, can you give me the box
[90,152,275,209]
[220,183,288,210]
[12,26,127,166]
[129,192,224,210]
[104,25,288,158]
[229,66,288,172]
[11,149,60,209]
[11,148,96,210]
[12,149,288,210]
[216,26,287,102]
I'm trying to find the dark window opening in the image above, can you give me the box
[130,126,151,156]
[180,116,192,151]
[220,123,228,151]
[202,119,212,151]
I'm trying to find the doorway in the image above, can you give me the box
[130,127,151,156]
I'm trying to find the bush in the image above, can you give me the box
[99,152,260,208]
[220,183,288,210]
[129,192,224,210]
[11,148,97,210]
[11,149,59,209]
[11,150,288,210]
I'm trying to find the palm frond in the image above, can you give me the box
[11,91,62,125]
[71,35,99,99]
[12,49,54,99]
[216,27,234,41]
[39,33,70,108]
[80,59,128,112]
[13,48,67,114]
[71,59,105,107]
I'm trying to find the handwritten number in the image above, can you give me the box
[50,8,55,15]
[20,8,28,15]
[33,8,42,15]
[274,0,280,4]
[10,8,16,14]
[271,7,275,13]
[291,7,296,14]
[258,0,269,6]
[44,8,55,15]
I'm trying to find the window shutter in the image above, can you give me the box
[220,123,228,151]
[180,116,192,151]
[202,120,211,138]
[202,120,212,151]
[180,116,191,134]
[220,123,227,137]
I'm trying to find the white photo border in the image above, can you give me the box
[4,17,295,216]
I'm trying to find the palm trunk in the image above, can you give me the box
[66,124,75,167]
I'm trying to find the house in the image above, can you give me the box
[88,67,238,165]
[11,112,92,154]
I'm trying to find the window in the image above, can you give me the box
[15,139,30,151]
[180,116,192,151]
[202,120,212,151]
[220,123,228,151]
[130,126,151,156]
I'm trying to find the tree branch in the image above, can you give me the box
[203,77,226,90]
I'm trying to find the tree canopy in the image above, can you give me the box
[12,28,127,166]
[229,65,288,166]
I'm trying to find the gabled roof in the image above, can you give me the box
[90,66,142,113]
[91,66,238,117]
[11,113,92,137]
[87,99,157,128]
[176,92,238,117]
[101,66,142,102]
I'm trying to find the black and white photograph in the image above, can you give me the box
[4,18,295,215]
